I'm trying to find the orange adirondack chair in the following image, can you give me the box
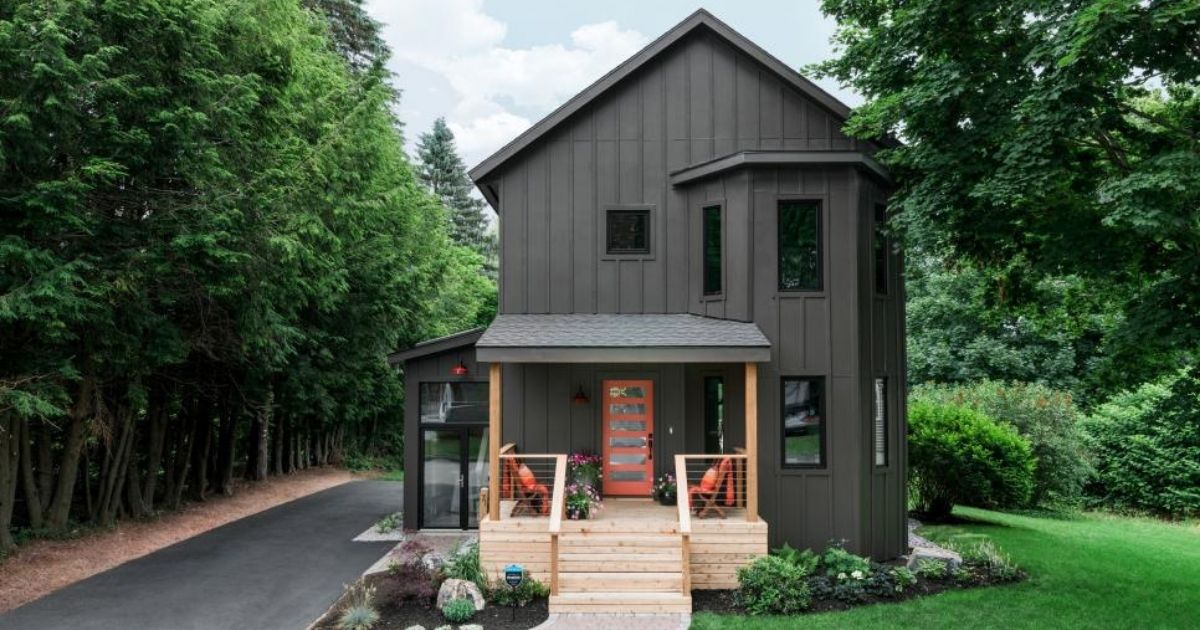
[505,458,551,516]
[689,457,736,518]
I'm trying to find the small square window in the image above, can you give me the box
[781,377,825,467]
[606,208,651,255]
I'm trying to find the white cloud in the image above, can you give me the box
[369,0,647,166]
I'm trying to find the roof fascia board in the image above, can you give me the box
[669,150,892,186]
[389,329,484,365]
[475,346,771,364]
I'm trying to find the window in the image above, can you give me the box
[874,378,887,466]
[781,377,825,467]
[606,208,651,255]
[419,382,489,424]
[874,204,889,294]
[703,205,722,295]
[778,200,821,291]
[704,376,725,454]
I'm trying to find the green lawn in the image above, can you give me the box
[691,507,1200,629]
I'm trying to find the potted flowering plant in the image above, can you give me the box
[565,482,602,520]
[567,452,603,490]
[652,472,677,506]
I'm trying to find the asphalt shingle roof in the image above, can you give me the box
[476,314,770,349]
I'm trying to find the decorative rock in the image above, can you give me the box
[906,545,962,571]
[421,551,446,572]
[460,625,484,630]
[403,626,426,630]
[436,578,486,613]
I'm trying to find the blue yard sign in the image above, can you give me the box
[504,563,524,588]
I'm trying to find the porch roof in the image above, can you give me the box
[475,313,771,363]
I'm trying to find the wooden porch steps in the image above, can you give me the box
[551,531,690,613]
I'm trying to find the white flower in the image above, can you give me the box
[851,570,864,580]
[837,572,847,580]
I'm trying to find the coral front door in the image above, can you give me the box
[602,379,654,496]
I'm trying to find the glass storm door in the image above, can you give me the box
[420,426,488,529]
[602,379,654,496]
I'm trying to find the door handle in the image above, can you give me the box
[647,432,653,460]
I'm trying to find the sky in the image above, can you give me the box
[365,0,861,171]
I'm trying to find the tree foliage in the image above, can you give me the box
[1082,367,1200,517]
[415,118,497,276]
[908,401,1036,519]
[0,0,491,552]
[912,381,1090,506]
[818,0,1200,375]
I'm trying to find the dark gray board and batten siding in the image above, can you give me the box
[458,26,905,558]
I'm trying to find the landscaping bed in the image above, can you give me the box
[692,537,1024,620]
[313,571,548,630]
[313,539,548,630]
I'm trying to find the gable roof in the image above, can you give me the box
[388,327,484,365]
[468,9,869,189]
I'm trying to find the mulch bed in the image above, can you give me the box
[314,572,548,630]
[692,572,1025,616]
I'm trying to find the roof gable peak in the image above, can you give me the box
[468,9,858,187]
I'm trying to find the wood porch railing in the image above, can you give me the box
[483,443,567,594]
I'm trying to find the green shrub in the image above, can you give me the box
[914,558,947,579]
[908,401,1036,518]
[487,573,549,607]
[375,512,401,533]
[891,567,917,590]
[736,555,812,615]
[1082,369,1200,518]
[771,542,819,575]
[441,598,476,623]
[442,541,486,590]
[912,381,1090,506]
[820,544,871,577]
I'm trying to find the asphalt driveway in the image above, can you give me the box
[0,480,401,630]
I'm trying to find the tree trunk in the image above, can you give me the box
[0,415,20,553]
[46,374,96,531]
[215,398,236,496]
[189,400,212,502]
[35,422,53,513]
[248,388,271,482]
[271,411,284,476]
[18,417,44,529]
[95,402,135,526]
[141,385,168,511]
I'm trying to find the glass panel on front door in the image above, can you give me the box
[601,379,654,495]
[421,429,462,528]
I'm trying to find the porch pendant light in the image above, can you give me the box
[572,385,590,405]
[450,360,469,376]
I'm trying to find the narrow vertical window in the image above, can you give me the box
[874,377,887,467]
[704,376,725,454]
[778,200,821,291]
[703,205,722,295]
[781,377,825,467]
[874,204,889,295]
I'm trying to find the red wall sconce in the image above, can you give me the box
[572,385,590,405]
[450,359,469,376]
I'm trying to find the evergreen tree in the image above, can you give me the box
[415,118,494,273]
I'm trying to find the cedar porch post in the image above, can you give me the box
[745,362,759,522]
[488,363,502,521]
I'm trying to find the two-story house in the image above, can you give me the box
[391,9,905,613]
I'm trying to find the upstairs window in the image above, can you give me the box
[874,204,889,295]
[606,208,651,255]
[778,200,821,291]
[874,378,888,467]
[703,204,722,295]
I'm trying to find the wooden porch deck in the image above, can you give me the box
[479,498,768,612]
